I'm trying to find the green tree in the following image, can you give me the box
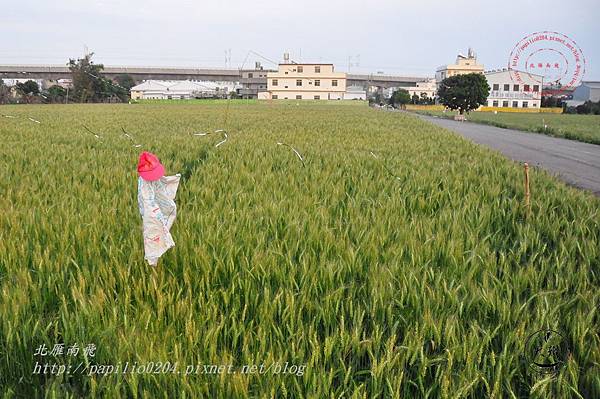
[575,100,600,115]
[411,93,419,104]
[541,96,563,108]
[368,91,384,105]
[68,53,113,102]
[15,80,40,96]
[390,88,411,108]
[46,85,67,103]
[15,80,41,103]
[420,92,431,104]
[438,73,489,114]
[0,79,11,104]
[101,78,128,102]
[115,74,136,91]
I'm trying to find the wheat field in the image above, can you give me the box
[0,102,598,398]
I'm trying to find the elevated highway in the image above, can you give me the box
[0,65,427,88]
[0,65,240,82]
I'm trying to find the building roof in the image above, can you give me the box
[582,81,600,89]
[131,80,169,91]
[437,62,484,72]
[168,81,210,91]
[241,68,276,72]
[348,74,424,83]
[484,69,545,79]
[131,80,240,93]
[278,63,334,66]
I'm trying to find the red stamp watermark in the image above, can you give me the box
[508,31,586,96]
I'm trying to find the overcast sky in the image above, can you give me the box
[3,0,598,79]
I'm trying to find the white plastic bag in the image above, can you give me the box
[137,174,181,266]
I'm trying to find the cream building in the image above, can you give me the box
[259,63,347,100]
[436,48,484,82]
[484,69,543,108]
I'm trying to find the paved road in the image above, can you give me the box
[415,114,600,196]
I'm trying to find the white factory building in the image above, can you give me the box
[384,78,437,100]
[566,81,600,107]
[345,85,367,100]
[130,80,241,100]
[484,69,543,109]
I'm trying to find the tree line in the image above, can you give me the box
[564,100,600,115]
[0,53,136,104]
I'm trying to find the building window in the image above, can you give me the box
[493,84,499,91]
[503,84,510,91]
[296,79,302,86]
[315,66,320,73]
[524,84,530,91]
[314,79,320,86]
[533,85,540,92]
[297,66,303,73]
[285,85,288,88]
[523,101,528,108]
[332,80,338,87]
[512,101,519,108]
[296,95,302,100]
[248,73,253,78]
[314,95,320,100]
[272,79,278,86]
[493,100,499,107]
[272,95,278,99]
[503,101,509,107]
[513,84,519,91]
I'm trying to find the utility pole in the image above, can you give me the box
[347,54,360,73]
[224,49,232,68]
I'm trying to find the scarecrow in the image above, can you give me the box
[137,152,180,266]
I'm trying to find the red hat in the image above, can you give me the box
[137,151,165,181]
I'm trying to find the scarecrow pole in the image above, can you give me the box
[524,163,530,213]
